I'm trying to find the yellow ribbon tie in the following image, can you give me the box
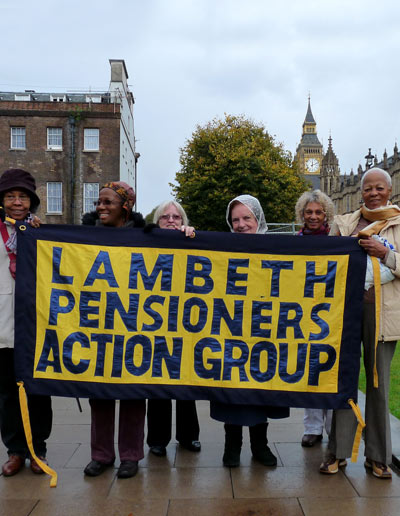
[348,399,366,463]
[371,256,381,388]
[17,382,58,487]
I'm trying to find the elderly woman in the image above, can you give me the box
[210,194,289,467]
[295,190,334,447]
[0,168,52,476]
[83,181,146,479]
[320,168,400,479]
[146,200,201,456]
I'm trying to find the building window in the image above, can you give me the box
[47,182,62,214]
[50,94,66,102]
[85,95,102,103]
[15,94,31,101]
[84,128,99,151]
[83,183,99,213]
[47,128,63,150]
[10,127,26,149]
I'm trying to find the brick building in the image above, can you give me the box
[0,59,138,223]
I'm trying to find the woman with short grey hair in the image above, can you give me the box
[295,189,334,230]
[295,190,334,447]
[153,200,189,227]
[147,200,200,456]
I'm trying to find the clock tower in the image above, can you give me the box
[295,97,323,189]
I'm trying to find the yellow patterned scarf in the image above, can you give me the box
[358,203,400,237]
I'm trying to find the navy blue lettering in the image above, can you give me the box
[111,335,125,378]
[124,335,152,376]
[182,297,208,333]
[129,253,173,291]
[168,296,179,332]
[308,343,337,386]
[185,255,214,294]
[194,337,222,380]
[261,260,293,297]
[141,295,165,331]
[304,261,337,298]
[309,303,331,340]
[79,291,100,328]
[251,301,272,338]
[90,333,113,376]
[36,329,62,373]
[84,251,118,287]
[278,343,307,383]
[48,289,75,325]
[63,332,90,374]
[51,247,73,284]
[152,336,183,379]
[105,293,139,331]
[222,339,249,381]
[250,340,277,382]
[226,259,249,295]
[277,302,304,339]
[211,299,243,337]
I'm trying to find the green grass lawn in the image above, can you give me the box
[358,342,400,419]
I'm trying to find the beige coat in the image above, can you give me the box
[0,222,15,348]
[331,209,400,341]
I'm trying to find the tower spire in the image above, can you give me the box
[304,95,316,124]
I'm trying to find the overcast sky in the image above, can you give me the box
[1,0,399,217]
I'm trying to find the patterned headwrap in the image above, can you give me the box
[101,181,136,214]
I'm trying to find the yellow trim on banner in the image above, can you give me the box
[371,256,381,388]
[349,399,366,463]
[17,382,58,487]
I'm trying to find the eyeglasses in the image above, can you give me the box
[159,214,182,221]
[3,194,30,203]
[93,200,123,207]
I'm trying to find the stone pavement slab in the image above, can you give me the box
[0,396,399,516]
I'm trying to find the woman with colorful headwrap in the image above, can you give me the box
[82,181,146,479]
[210,194,289,468]
[320,168,400,479]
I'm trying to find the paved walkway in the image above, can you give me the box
[1,393,400,516]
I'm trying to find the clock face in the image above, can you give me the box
[306,158,320,173]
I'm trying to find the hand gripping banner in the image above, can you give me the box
[14,224,367,410]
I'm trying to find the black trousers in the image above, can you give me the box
[146,399,199,447]
[0,348,52,457]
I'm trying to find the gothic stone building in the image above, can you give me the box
[0,59,138,224]
[295,100,400,215]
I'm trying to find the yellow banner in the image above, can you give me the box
[34,240,348,394]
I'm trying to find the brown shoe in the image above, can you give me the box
[2,455,25,476]
[30,456,47,474]
[319,454,347,474]
[301,434,323,447]
[365,458,392,479]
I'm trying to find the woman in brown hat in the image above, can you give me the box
[0,168,53,477]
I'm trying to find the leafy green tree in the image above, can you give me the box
[171,114,307,231]
[145,207,157,224]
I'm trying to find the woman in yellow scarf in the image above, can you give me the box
[320,168,400,479]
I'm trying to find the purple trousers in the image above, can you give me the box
[89,399,145,463]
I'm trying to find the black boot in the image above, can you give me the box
[223,424,242,467]
[249,423,277,466]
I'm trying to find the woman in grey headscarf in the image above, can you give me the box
[210,194,289,468]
